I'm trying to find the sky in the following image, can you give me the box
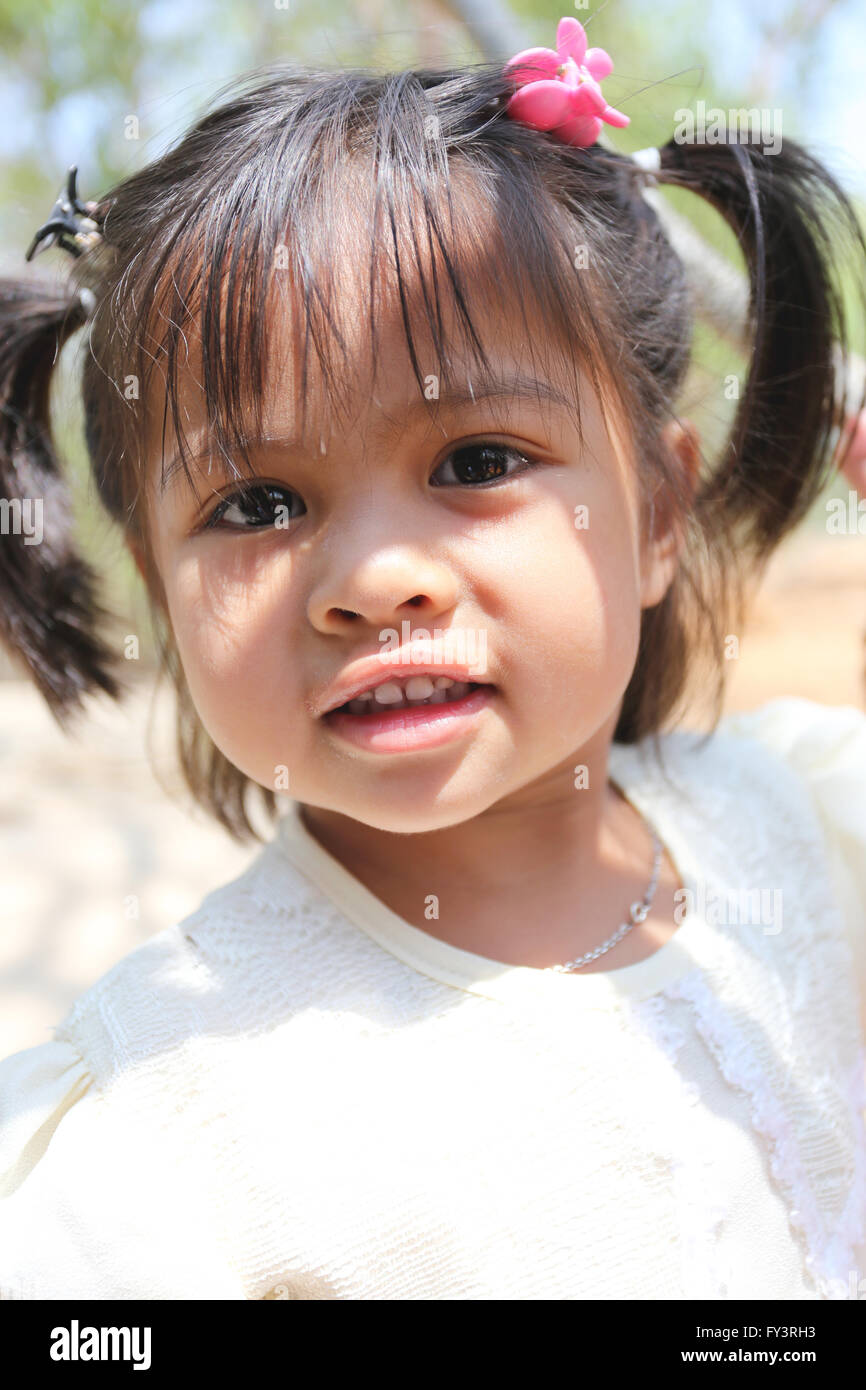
[698,0,866,194]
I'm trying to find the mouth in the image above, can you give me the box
[321,679,496,754]
[327,676,488,716]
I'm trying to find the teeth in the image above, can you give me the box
[405,676,436,700]
[341,675,477,714]
[372,681,404,705]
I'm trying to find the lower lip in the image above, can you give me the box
[322,684,495,753]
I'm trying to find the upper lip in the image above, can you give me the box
[314,648,493,717]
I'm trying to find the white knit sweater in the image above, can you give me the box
[1,697,864,1301]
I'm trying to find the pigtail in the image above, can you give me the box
[655,134,866,555]
[0,276,122,720]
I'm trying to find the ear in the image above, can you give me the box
[639,418,701,609]
[836,408,866,498]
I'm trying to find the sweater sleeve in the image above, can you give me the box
[714,696,866,1036]
[0,1038,244,1300]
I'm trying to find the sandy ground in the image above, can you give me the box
[1,526,863,1061]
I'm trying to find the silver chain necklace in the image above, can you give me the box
[547,807,665,973]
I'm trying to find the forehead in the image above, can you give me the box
[155,295,574,452]
[139,164,614,495]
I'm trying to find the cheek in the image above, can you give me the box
[163,546,298,753]
[574,504,644,669]
[478,488,643,686]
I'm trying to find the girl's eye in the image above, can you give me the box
[430,441,536,488]
[201,483,304,531]
[199,443,535,531]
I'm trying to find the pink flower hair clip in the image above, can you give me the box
[503,15,630,149]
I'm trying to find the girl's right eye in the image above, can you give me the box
[201,483,305,532]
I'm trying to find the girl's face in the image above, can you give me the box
[137,282,688,834]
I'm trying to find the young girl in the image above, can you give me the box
[1,18,865,1300]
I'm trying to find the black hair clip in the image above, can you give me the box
[25,166,103,262]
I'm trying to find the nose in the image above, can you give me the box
[307,546,461,635]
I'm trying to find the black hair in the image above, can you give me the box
[2,58,864,839]
[0,278,123,715]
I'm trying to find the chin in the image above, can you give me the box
[333,790,497,837]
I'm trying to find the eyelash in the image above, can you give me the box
[198,440,540,532]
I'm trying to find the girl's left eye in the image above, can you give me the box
[430,441,536,488]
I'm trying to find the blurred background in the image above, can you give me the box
[1,0,864,1059]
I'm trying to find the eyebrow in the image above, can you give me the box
[157,373,576,496]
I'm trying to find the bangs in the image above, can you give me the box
[99,63,626,511]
